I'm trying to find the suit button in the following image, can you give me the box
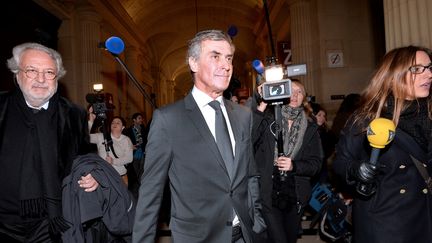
[423,188,428,194]
[399,165,406,169]
[423,163,427,168]
[399,189,406,194]
[230,191,233,196]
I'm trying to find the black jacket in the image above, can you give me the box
[0,90,90,177]
[333,122,432,243]
[62,153,134,243]
[252,107,323,211]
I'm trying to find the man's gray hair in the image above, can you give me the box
[186,29,235,64]
[7,42,66,79]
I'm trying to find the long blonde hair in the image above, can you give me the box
[353,46,432,127]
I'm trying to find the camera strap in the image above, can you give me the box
[109,140,119,159]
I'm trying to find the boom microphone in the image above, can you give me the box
[98,36,125,55]
[252,59,265,74]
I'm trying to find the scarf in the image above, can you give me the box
[14,90,70,233]
[382,96,431,151]
[280,105,307,158]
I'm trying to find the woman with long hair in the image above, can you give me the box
[333,45,432,242]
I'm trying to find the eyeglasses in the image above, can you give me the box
[408,64,432,74]
[19,68,57,80]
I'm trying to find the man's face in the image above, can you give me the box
[17,49,58,107]
[189,40,234,99]
[133,115,143,126]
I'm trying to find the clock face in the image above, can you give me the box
[327,51,344,67]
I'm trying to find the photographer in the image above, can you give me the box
[88,109,133,185]
[251,80,323,243]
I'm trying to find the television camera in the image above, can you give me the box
[86,90,116,157]
[86,93,113,120]
[261,63,307,101]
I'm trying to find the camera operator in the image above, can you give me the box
[88,109,133,185]
[251,79,323,243]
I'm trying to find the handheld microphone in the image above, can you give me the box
[98,36,125,55]
[357,118,396,196]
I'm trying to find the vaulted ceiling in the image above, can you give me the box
[90,0,287,98]
[31,0,290,102]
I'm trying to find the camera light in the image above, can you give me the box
[93,83,103,92]
[264,65,284,82]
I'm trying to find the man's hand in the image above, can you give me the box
[78,173,99,192]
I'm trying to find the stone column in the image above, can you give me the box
[75,3,102,105]
[384,0,432,50]
[288,0,317,97]
[57,19,78,102]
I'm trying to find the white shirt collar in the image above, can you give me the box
[191,86,224,108]
[26,100,49,110]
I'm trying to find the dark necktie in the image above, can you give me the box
[208,100,234,178]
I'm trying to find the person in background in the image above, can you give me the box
[252,80,323,243]
[0,42,98,242]
[124,112,148,193]
[330,93,361,143]
[88,113,133,185]
[230,94,239,104]
[333,45,432,243]
[310,103,336,184]
[133,29,266,243]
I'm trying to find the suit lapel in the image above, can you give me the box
[184,94,231,179]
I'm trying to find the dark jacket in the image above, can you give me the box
[62,153,134,243]
[124,124,148,152]
[333,122,432,243]
[0,90,90,177]
[132,94,265,243]
[252,107,323,211]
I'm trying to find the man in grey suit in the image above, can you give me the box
[132,29,266,243]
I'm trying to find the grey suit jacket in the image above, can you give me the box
[132,93,265,243]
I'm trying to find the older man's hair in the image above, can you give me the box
[7,42,67,80]
[186,29,235,64]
